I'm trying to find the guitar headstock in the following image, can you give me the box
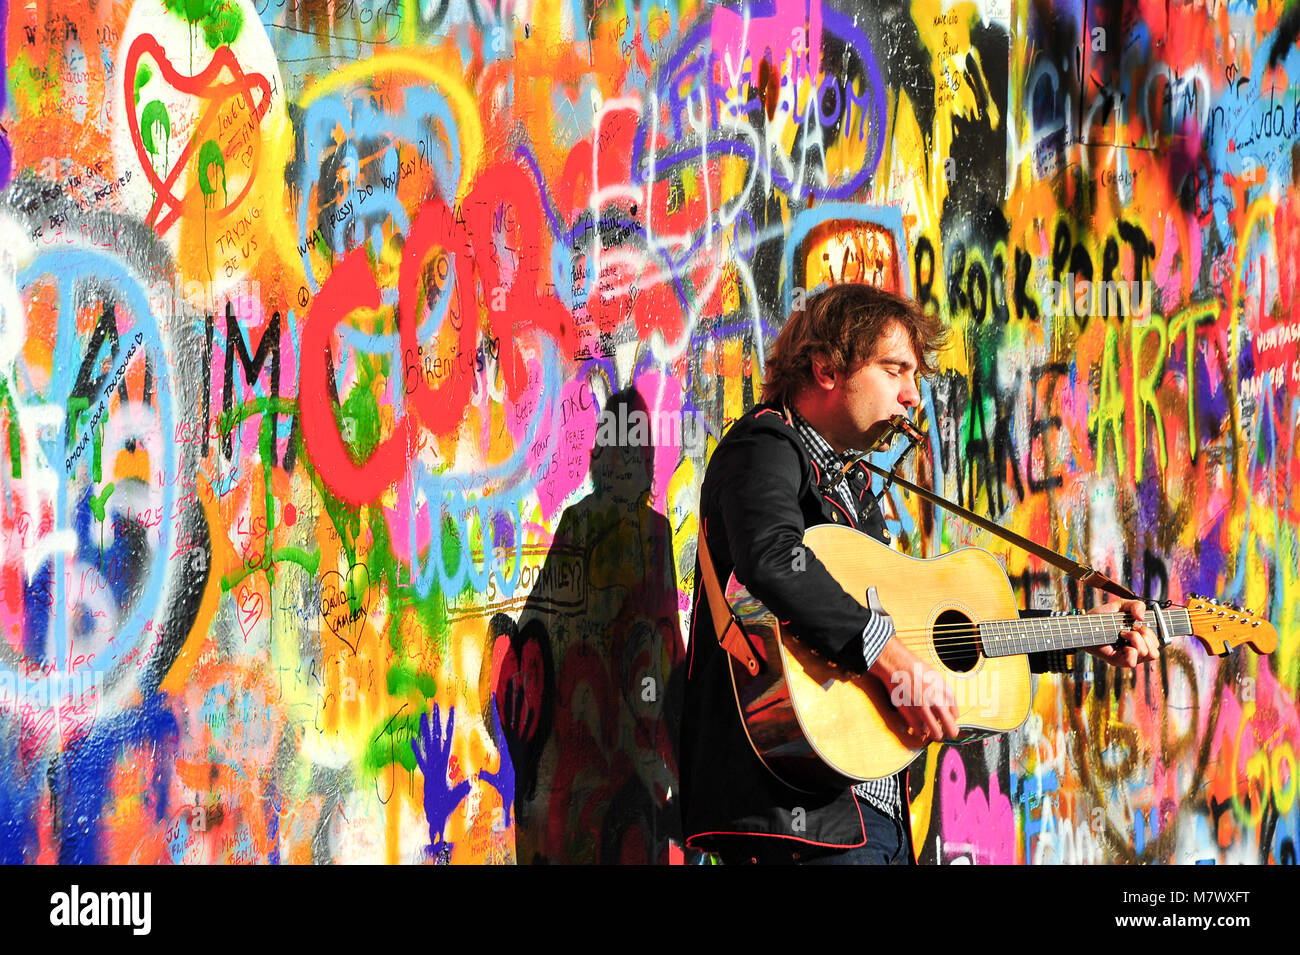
[1183,595,1278,656]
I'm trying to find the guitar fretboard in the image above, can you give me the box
[979,608,1193,657]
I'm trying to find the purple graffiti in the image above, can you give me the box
[481,694,516,829]
[0,0,9,189]
[411,703,471,856]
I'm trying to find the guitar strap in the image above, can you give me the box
[697,413,1138,672]
[854,457,1140,602]
[696,522,762,675]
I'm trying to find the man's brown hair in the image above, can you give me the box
[761,284,948,407]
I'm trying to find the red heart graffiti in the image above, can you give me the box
[123,34,272,234]
[238,585,263,642]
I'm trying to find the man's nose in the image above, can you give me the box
[900,377,920,408]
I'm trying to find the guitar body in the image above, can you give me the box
[725,523,1033,791]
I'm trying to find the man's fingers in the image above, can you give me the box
[1122,602,1161,660]
[905,716,930,742]
[909,704,959,743]
[1124,624,1158,662]
[1091,644,1116,664]
[905,710,940,743]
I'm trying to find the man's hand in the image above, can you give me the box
[1084,600,1161,668]
[869,637,959,745]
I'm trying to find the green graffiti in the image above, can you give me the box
[364,710,420,774]
[197,139,227,202]
[68,396,90,443]
[1168,302,1219,465]
[387,664,437,700]
[163,0,245,50]
[140,101,170,157]
[133,63,153,105]
[340,383,382,462]
[91,418,104,484]
[9,49,61,117]
[1089,323,1126,477]
[1131,316,1169,478]
[440,512,463,582]
[219,396,304,587]
[222,547,321,592]
[87,482,115,523]
[0,378,19,478]
[203,3,244,48]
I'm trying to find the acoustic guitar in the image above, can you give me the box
[723,523,1278,792]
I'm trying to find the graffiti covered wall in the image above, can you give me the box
[0,0,1295,864]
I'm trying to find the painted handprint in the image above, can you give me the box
[411,703,471,858]
[481,693,516,830]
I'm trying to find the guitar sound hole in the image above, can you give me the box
[933,609,979,672]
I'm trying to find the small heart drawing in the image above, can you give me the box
[320,563,372,653]
[238,585,263,642]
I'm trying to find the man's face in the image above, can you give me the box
[817,320,921,453]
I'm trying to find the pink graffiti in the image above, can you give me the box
[711,0,823,89]
[939,747,1015,864]
[634,372,687,517]
[382,479,432,565]
[529,380,598,522]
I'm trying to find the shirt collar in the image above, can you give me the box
[788,407,855,471]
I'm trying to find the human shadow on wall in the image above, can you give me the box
[491,386,686,864]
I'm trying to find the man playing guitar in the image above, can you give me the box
[681,284,1160,865]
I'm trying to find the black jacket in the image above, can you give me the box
[680,403,1062,853]
[682,404,892,851]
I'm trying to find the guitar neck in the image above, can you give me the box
[979,608,1194,657]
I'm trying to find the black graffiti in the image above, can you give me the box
[1014,246,1039,321]
[914,235,938,315]
[945,241,1010,325]
[219,302,283,465]
[1050,219,1156,326]
[1028,363,1067,493]
[65,331,144,472]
